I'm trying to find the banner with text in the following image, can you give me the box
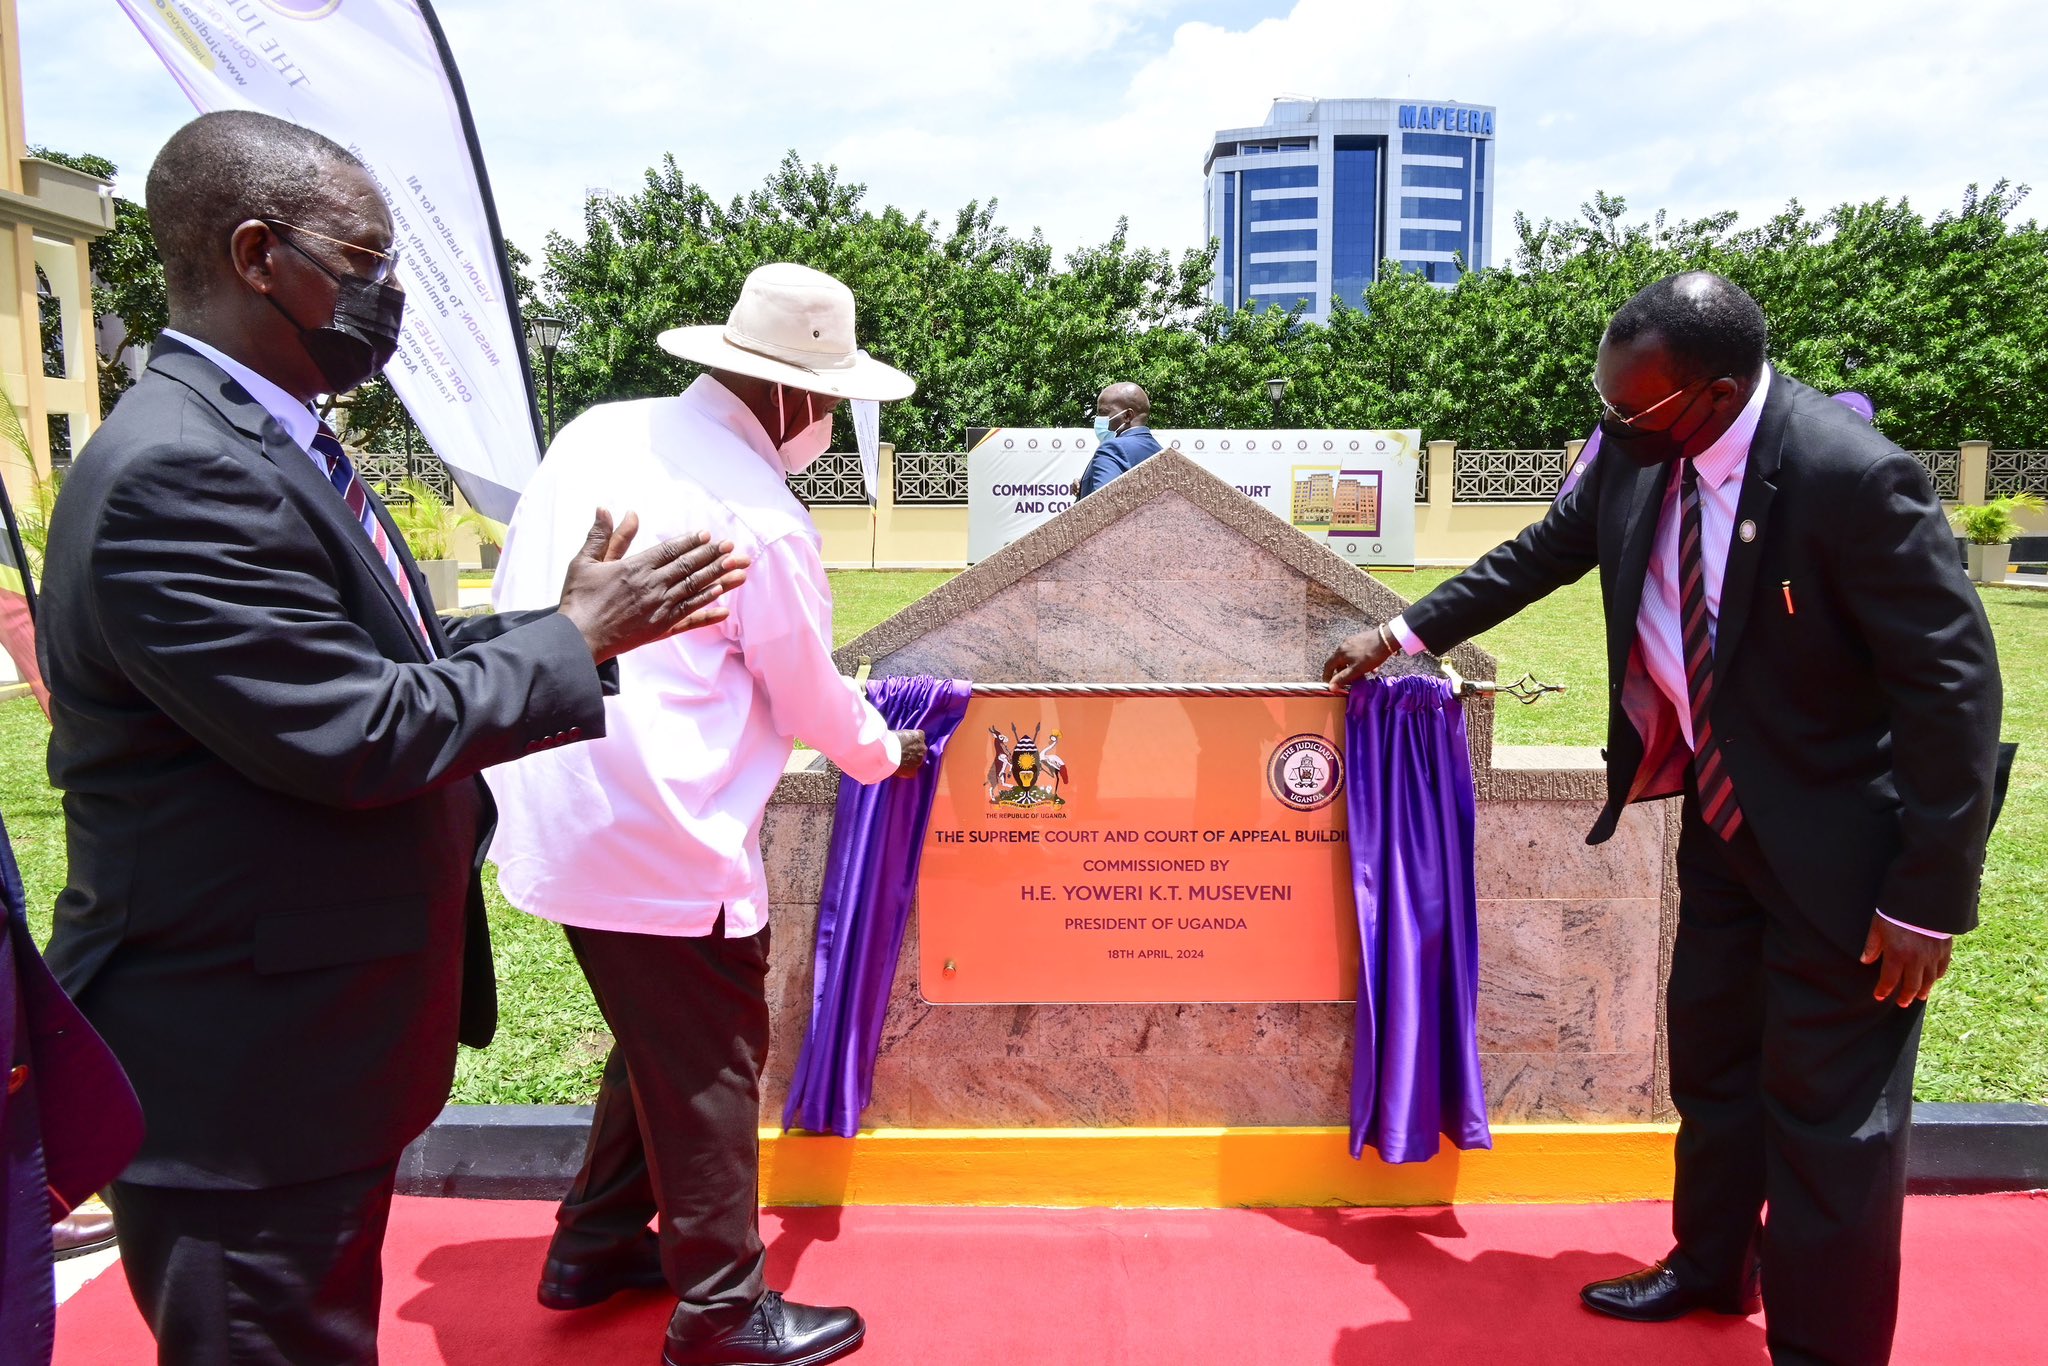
[967,428,1420,567]
[918,695,1361,1004]
[115,0,540,520]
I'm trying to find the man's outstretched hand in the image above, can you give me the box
[893,729,928,778]
[1861,914,1953,1007]
[557,509,751,664]
[1322,624,1399,687]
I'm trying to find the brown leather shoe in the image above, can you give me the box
[54,1203,117,1261]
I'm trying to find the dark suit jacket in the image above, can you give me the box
[1404,373,2001,950]
[1077,426,1163,496]
[38,338,607,1190]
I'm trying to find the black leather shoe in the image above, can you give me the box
[1580,1259,1762,1322]
[662,1292,865,1366]
[536,1230,666,1311]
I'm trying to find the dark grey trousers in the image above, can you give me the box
[550,917,772,1341]
[108,1159,397,1365]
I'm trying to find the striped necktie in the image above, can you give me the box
[1679,459,1743,840]
[311,423,433,649]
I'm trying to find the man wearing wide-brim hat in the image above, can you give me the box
[487,263,925,1366]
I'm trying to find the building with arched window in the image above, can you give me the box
[0,0,113,506]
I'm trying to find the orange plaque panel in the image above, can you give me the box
[918,695,1360,1004]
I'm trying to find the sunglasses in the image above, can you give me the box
[261,218,401,284]
[1592,372,1728,428]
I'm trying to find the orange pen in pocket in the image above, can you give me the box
[1781,580,1796,615]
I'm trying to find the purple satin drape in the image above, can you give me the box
[782,676,972,1137]
[1345,676,1491,1163]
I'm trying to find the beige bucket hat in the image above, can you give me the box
[657,262,914,402]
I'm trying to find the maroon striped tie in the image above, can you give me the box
[312,423,433,648]
[1680,460,1744,840]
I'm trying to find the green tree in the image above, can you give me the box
[42,141,2044,456]
[541,156,2048,452]
[541,153,1216,450]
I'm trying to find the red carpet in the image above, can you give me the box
[56,1194,2048,1364]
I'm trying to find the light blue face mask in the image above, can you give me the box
[1093,412,1120,442]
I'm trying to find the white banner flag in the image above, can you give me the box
[968,428,1422,566]
[113,0,541,520]
[850,398,881,507]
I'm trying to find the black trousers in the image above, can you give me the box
[1666,794,1923,1366]
[106,1160,397,1366]
[552,918,772,1341]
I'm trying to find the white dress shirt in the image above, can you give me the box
[164,329,439,657]
[485,375,900,938]
[1630,365,1769,751]
[1387,367,1942,938]
[162,330,318,456]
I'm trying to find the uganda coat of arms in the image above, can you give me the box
[985,724,1069,807]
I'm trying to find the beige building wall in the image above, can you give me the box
[808,445,971,570]
[0,0,114,513]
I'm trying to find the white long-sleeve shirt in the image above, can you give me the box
[485,375,899,936]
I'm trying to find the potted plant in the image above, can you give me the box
[1950,493,2045,584]
[377,476,490,612]
[471,510,505,573]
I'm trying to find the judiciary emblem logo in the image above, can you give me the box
[1268,734,1343,811]
[986,724,1069,807]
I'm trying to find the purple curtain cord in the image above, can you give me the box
[1556,425,1603,503]
[1344,675,1491,1163]
[782,676,973,1138]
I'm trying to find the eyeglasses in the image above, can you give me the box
[1592,372,1727,428]
[261,218,401,283]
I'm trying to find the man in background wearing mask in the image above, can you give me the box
[486,262,924,1366]
[39,112,747,1363]
[1075,381,1160,496]
[1323,272,2000,1365]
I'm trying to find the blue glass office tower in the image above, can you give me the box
[1204,98,1497,322]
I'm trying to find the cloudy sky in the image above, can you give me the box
[19,0,2047,268]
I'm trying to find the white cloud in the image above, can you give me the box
[17,0,2048,283]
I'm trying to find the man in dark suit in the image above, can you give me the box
[1326,272,2000,1366]
[1075,381,1162,496]
[37,111,747,1364]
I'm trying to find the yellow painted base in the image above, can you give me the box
[758,1125,1677,1209]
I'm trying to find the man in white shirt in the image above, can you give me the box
[487,263,924,1366]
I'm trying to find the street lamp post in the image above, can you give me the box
[525,313,567,447]
[1265,376,1290,426]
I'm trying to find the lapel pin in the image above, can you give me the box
[1739,519,1757,543]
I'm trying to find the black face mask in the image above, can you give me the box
[264,233,406,394]
[1598,385,1713,469]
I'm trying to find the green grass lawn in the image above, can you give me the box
[5,570,2042,1106]
[1370,568,1608,748]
